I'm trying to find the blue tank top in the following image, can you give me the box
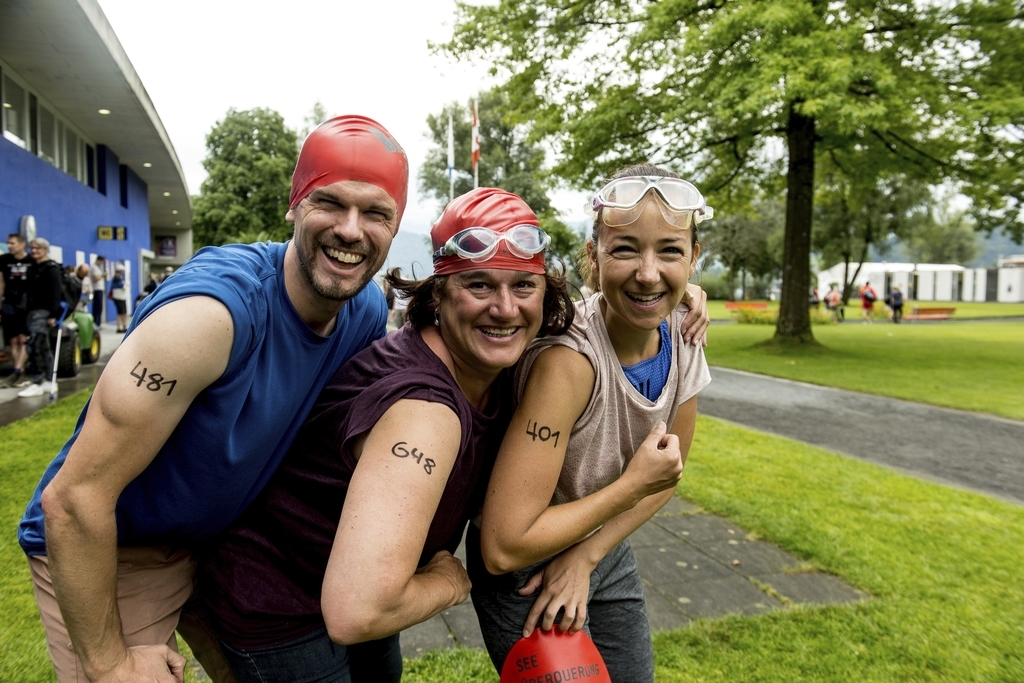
[19,242,387,554]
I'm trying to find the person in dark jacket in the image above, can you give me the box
[17,238,62,398]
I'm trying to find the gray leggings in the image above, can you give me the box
[467,527,654,682]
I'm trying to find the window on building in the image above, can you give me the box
[65,127,81,180]
[2,73,28,147]
[2,61,100,189]
[38,104,56,165]
[119,164,128,208]
[29,94,38,154]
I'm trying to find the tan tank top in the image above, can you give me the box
[515,293,711,506]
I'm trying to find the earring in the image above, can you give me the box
[434,309,440,327]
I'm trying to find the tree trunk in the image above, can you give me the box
[774,102,816,342]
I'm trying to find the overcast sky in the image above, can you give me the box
[97,0,586,234]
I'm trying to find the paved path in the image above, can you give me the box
[0,326,123,427]
[400,497,865,658]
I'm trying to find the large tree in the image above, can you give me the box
[421,88,583,271]
[444,0,1024,343]
[192,108,298,248]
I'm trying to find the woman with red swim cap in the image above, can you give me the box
[469,163,713,682]
[200,188,575,682]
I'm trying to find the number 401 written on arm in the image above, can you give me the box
[129,361,177,396]
[525,419,560,447]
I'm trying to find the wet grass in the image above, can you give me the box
[703,321,1024,419]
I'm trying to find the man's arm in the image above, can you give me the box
[321,399,467,644]
[40,296,233,683]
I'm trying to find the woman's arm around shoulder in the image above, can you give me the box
[322,398,466,645]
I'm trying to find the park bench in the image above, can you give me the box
[906,306,956,321]
[724,301,768,311]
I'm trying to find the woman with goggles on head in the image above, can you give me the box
[199,187,575,683]
[469,164,713,682]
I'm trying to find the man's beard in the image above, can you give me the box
[295,238,378,303]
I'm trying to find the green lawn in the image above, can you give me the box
[707,299,1024,321]
[4,388,1022,681]
[0,394,89,683]
[703,321,1024,420]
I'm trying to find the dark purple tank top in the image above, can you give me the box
[201,324,512,648]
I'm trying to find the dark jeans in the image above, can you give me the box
[892,305,903,323]
[91,294,104,327]
[467,526,655,682]
[26,310,53,383]
[221,627,402,683]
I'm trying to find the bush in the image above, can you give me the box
[735,308,778,324]
[694,271,732,300]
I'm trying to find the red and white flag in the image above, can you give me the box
[471,99,480,188]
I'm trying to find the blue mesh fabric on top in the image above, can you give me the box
[621,319,671,401]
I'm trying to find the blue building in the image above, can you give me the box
[1,0,191,323]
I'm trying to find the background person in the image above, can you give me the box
[76,264,94,312]
[469,165,712,682]
[859,281,879,323]
[17,115,409,683]
[16,238,63,398]
[200,188,574,683]
[90,256,106,328]
[888,286,904,323]
[108,264,129,333]
[0,233,33,387]
[824,284,844,322]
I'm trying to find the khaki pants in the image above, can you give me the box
[29,548,236,683]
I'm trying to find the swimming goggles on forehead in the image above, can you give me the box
[588,176,714,229]
[433,225,551,263]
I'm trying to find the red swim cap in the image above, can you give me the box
[499,629,611,683]
[431,188,546,276]
[289,115,409,220]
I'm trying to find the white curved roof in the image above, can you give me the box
[0,0,190,230]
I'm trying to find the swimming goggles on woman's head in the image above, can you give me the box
[588,176,714,229]
[432,225,551,263]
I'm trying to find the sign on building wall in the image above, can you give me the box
[156,235,177,257]
[97,225,128,240]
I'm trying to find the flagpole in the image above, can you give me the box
[447,113,455,202]
[471,99,480,189]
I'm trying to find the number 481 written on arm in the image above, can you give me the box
[129,361,177,396]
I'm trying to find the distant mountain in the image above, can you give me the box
[969,230,1023,268]
[378,229,434,278]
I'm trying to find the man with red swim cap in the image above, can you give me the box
[17,115,410,683]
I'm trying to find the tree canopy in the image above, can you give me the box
[444,0,1024,341]
[420,88,584,273]
[192,108,298,248]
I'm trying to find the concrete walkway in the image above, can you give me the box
[400,496,865,659]
[0,325,124,427]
